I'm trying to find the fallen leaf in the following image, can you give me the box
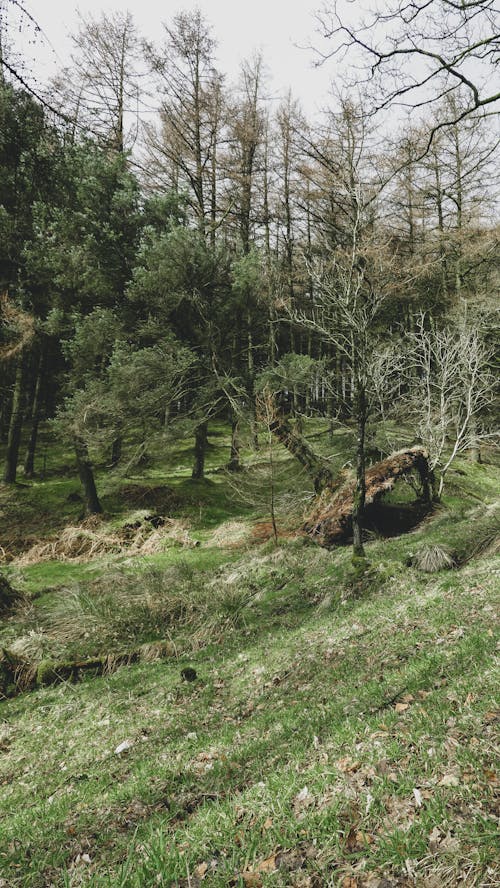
[262,816,273,831]
[428,826,441,852]
[395,702,409,713]
[194,862,208,879]
[293,786,314,814]
[413,788,423,808]
[242,874,262,887]
[241,854,278,886]
[341,877,359,888]
[346,827,358,852]
[114,740,133,755]
[255,855,277,874]
[438,774,459,787]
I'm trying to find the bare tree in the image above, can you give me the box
[403,312,495,495]
[143,11,224,237]
[50,11,142,150]
[315,0,500,150]
[291,195,393,555]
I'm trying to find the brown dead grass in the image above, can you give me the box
[208,520,252,548]
[14,515,196,565]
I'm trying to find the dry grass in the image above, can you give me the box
[413,544,456,572]
[14,515,195,565]
[208,520,252,548]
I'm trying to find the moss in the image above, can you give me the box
[36,659,59,687]
[344,556,386,600]
[350,555,370,578]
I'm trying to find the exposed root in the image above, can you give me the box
[304,447,432,547]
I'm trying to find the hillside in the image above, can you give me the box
[0,423,498,888]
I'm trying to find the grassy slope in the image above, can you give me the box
[0,424,498,887]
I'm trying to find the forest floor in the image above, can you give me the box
[0,421,498,887]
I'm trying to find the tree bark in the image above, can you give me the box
[3,353,27,484]
[269,413,332,493]
[23,348,45,478]
[227,415,241,472]
[351,381,366,557]
[110,436,122,468]
[192,421,208,479]
[74,436,103,515]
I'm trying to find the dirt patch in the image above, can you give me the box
[0,574,21,613]
[120,484,183,512]
[251,521,301,543]
[363,501,434,537]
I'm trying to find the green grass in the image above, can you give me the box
[0,422,499,887]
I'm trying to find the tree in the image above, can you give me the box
[402,312,495,495]
[316,0,500,148]
[143,11,223,238]
[0,83,65,483]
[227,53,266,253]
[127,225,236,478]
[50,11,142,151]
[288,100,403,555]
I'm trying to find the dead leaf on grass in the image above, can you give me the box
[241,854,278,886]
[438,773,459,787]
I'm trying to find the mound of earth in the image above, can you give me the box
[0,575,20,614]
[120,484,184,512]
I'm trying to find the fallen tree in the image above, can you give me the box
[0,639,175,699]
[269,413,334,494]
[304,447,433,548]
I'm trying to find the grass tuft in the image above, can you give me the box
[412,544,456,572]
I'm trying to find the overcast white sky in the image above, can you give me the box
[8,0,336,113]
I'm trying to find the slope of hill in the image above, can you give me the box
[0,426,498,887]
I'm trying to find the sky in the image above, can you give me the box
[6,0,336,114]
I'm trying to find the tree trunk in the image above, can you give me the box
[192,421,208,480]
[74,436,103,515]
[110,436,122,468]
[351,382,366,557]
[23,349,45,478]
[3,353,27,484]
[227,415,241,472]
[468,417,481,464]
[270,413,332,493]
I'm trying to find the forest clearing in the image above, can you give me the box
[0,0,499,885]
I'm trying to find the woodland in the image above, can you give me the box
[0,1,499,886]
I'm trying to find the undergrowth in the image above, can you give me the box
[0,426,498,888]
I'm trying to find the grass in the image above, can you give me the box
[0,421,498,887]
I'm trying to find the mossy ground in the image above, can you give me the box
[0,421,498,887]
